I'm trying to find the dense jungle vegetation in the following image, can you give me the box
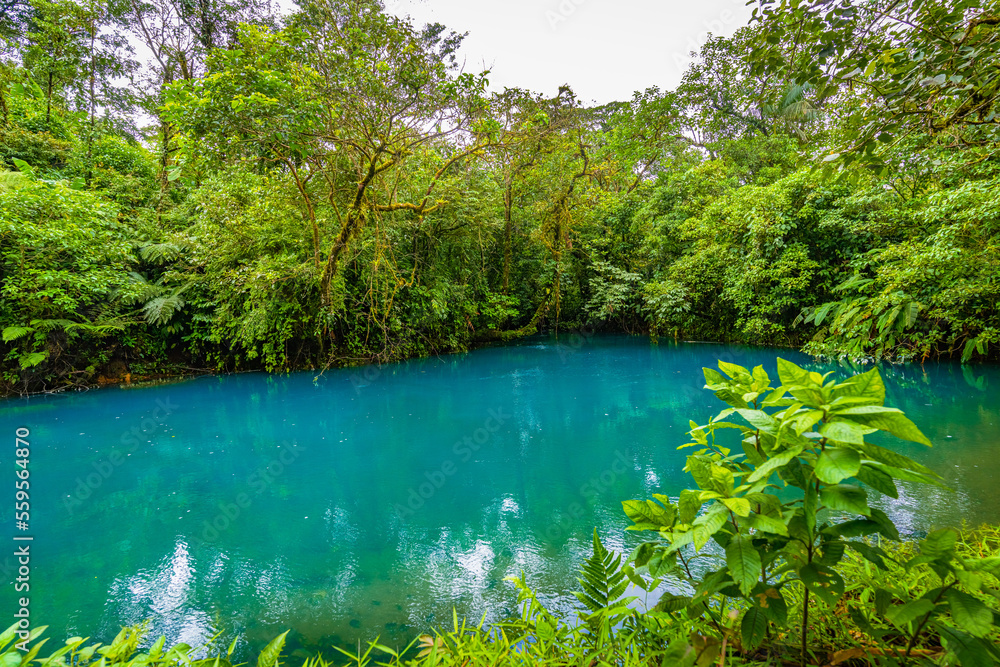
[0,0,998,397]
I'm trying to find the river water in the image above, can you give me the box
[1,335,997,656]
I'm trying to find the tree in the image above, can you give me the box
[164,0,494,319]
[749,0,1000,173]
[23,0,89,124]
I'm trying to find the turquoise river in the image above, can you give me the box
[1,336,998,657]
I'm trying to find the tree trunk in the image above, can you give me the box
[502,179,513,294]
[45,72,53,124]
[86,24,96,186]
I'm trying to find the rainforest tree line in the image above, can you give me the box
[0,0,998,394]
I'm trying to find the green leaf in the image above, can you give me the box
[870,508,901,541]
[747,447,803,483]
[855,464,899,498]
[736,409,780,434]
[938,626,995,667]
[885,599,936,627]
[820,484,870,516]
[11,158,35,178]
[945,589,992,638]
[815,448,861,484]
[692,507,729,551]
[741,606,768,650]
[920,529,957,559]
[678,489,702,524]
[718,361,751,382]
[799,562,845,605]
[20,352,48,369]
[257,631,289,667]
[744,512,788,536]
[845,541,891,570]
[818,419,866,445]
[776,357,812,387]
[1,326,32,343]
[858,443,937,476]
[836,406,931,446]
[726,535,762,596]
[720,497,751,517]
[623,498,676,531]
[865,462,948,489]
[654,592,693,613]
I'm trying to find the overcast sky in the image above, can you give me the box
[384,0,755,105]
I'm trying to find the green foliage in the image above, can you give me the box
[0,621,237,667]
[4,0,1000,394]
[750,0,1000,174]
[624,359,1000,664]
[0,172,141,392]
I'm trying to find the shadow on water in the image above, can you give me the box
[1,334,998,658]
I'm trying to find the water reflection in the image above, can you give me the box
[1,336,998,657]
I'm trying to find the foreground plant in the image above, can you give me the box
[624,358,1000,665]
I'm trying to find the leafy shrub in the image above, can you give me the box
[623,359,1000,664]
[0,175,141,392]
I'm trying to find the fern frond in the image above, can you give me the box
[142,294,186,325]
[2,326,33,343]
[138,242,186,265]
[573,529,636,616]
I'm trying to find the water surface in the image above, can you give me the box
[1,336,998,655]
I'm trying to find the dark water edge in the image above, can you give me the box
[0,334,997,659]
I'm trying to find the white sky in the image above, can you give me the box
[385,0,755,105]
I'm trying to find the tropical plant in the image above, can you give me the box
[623,358,1000,665]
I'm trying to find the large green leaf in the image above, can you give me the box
[747,447,802,483]
[678,489,702,524]
[836,406,931,446]
[798,562,844,605]
[865,461,948,489]
[720,496,751,517]
[945,589,992,638]
[692,506,729,551]
[818,420,866,445]
[857,442,936,476]
[744,512,788,536]
[1,326,32,343]
[920,529,958,558]
[736,409,780,434]
[19,352,48,369]
[885,599,935,627]
[855,464,899,498]
[938,626,995,667]
[726,535,761,596]
[815,448,861,484]
[623,498,676,531]
[776,357,812,387]
[820,484,870,516]
[740,606,768,650]
[835,366,885,403]
[257,631,289,667]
